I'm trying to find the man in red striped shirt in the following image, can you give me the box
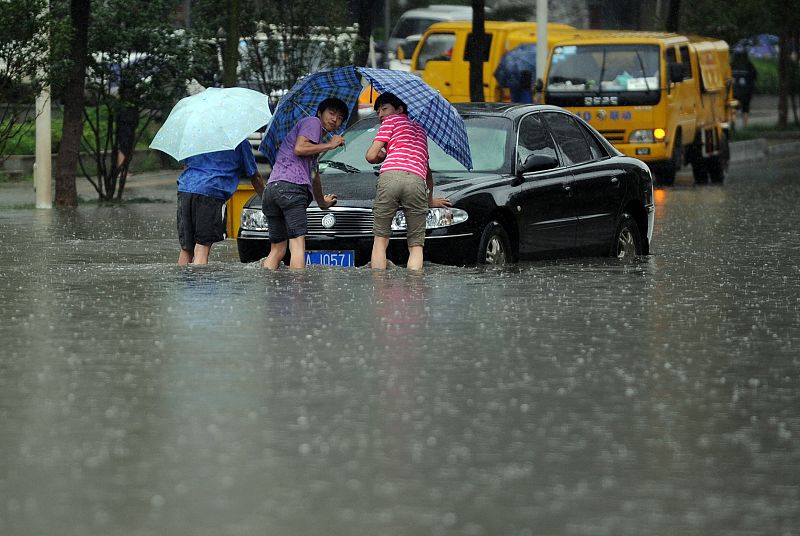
[365,93,450,270]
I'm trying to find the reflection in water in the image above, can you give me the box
[0,167,799,535]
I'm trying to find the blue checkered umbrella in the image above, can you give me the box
[356,67,473,170]
[259,66,362,165]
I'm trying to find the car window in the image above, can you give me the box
[392,17,439,40]
[577,122,608,160]
[417,33,456,69]
[517,113,558,168]
[543,112,594,166]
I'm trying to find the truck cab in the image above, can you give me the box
[542,31,734,185]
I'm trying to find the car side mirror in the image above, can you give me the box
[668,63,683,84]
[519,153,558,175]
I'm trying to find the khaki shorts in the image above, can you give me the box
[373,170,428,247]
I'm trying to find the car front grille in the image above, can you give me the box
[307,207,374,237]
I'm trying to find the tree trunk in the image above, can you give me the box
[777,30,790,128]
[350,0,374,68]
[222,0,240,88]
[54,0,90,207]
[469,0,486,102]
[665,0,681,32]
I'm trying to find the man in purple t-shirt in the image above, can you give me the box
[261,98,348,270]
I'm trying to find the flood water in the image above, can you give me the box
[1,159,799,535]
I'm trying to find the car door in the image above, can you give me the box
[510,112,577,257]
[543,111,624,251]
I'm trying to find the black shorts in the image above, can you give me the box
[261,181,312,243]
[176,192,226,250]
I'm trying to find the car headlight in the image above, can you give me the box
[241,207,268,231]
[391,207,469,231]
[629,129,655,143]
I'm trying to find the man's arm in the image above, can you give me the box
[295,134,344,157]
[249,170,265,198]
[365,139,387,164]
[426,166,451,208]
[311,170,337,209]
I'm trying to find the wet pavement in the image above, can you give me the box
[1,154,799,536]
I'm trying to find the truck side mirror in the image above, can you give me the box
[668,63,684,83]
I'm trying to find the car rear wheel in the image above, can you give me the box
[477,221,512,265]
[237,238,268,263]
[611,213,643,259]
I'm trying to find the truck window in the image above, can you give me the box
[678,45,693,79]
[417,33,456,69]
[548,45,660,93]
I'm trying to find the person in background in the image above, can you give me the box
[731,49,758,127]
[176,140,264,265]
[365,92,451,271]
[260,98,347,270]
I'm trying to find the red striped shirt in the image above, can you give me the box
[374,113,429,180]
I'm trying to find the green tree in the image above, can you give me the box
[0,0,51,163]
[80,0,214,201]
[192,0,355,96]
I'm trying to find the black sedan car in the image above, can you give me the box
[236,103,655,266]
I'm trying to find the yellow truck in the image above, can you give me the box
[542,31,734,185]
[411,21,579,103]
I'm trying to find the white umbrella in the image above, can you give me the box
[150,87,272,161]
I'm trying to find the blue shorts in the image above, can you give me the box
[262,180,312,243]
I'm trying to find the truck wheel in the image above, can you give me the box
[477,221,512,265]
[707,138,729,184]
[610,213,643,258]
[655,136,681,186]
[689,145,709,184]
[237,238,268,263]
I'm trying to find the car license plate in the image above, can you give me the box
[305,250,355,267]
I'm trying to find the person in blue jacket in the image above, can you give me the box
[176,140,264,265]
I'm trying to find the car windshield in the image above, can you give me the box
[320,115,511,178]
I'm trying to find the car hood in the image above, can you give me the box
[244,171,506,209]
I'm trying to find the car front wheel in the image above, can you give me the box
[477,221,512,265]
[611,213,643,259]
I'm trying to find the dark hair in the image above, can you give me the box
[373,92,407,113]
[317,98,349,122]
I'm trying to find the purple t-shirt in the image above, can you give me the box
[268,116,323,192]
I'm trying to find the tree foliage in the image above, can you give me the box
[191,0,357,98]
[78,0,215,201]
[0,0,50,162]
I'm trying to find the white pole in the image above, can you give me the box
[535,0,548,85]
[34,0,52,209]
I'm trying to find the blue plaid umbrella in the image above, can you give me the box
[258,66,362,165]
[356,67,473,170]
[494,43,536,90]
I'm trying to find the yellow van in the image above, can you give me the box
[542,31,734,185]
[411,21,577,103]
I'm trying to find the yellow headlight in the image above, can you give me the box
[654,128,667,141]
